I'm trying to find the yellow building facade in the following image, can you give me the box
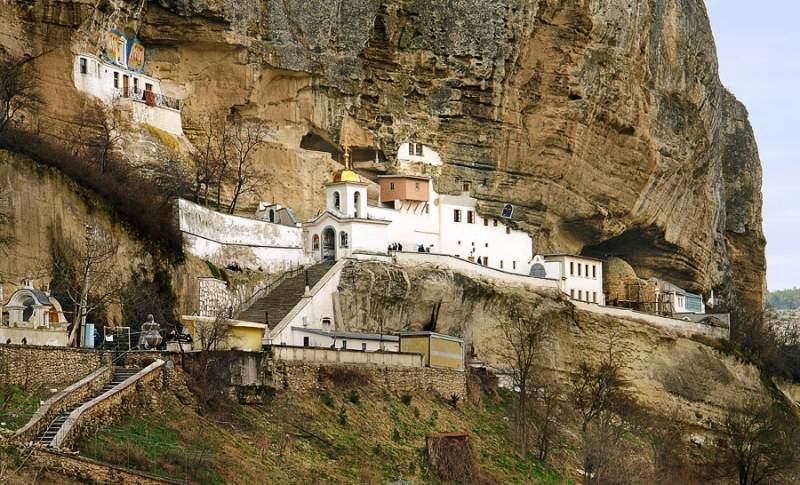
[399,332,464,370]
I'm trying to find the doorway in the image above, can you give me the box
[322,227,336,261]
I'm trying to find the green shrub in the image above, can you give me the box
[400,394,412,406]
[346,390,360,404]
[338,407,347,425]
[320,392,334,408]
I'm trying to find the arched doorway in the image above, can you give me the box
[322,227,336,261]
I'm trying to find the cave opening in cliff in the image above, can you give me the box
[300,131,385,165]
[583,225,701,293]
[300,131,339,157]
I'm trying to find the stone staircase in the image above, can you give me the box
[238,261,335,326]
[33,367,141,447]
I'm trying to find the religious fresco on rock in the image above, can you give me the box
[102,30,146,73]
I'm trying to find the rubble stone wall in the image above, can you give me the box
[0,344,111,386]
[272,360,466,401]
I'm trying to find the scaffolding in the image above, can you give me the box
[615,282,674,316]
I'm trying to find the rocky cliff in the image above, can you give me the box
[336,260,767,429]
[0,0,765,315]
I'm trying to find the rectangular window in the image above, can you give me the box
[79,58,87,74]
[389,182,396,191]
[341,340,347,350]
[415,182,420,190]
[303,337,310,347]
[409,144,415,155]
[592,265,596,279]
[467,211,474,224]
[462,181,471,192]
[578,264,582,277]
[493,219,498,227]
[133,78,139,91]
[483,218,488,226]
[506,226,511,234]
[513,261,517,270]
[500,260,504,269]
[145,82,153,92]
[570,289,575,298]
[415,143,423,156]
[453,209,462,222]
[362,343,367,351]
[593,292,597,303]
[483,257,488,266]
[570,262,574,276]
[578,290,583,301]
[113,71,119,88]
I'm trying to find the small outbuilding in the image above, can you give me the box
[399,331,464,370]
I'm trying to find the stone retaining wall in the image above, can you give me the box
[0,344,111,386]
[272,361,466,401]
[28,449,182,485]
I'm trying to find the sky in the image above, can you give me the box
[705,1,800,291]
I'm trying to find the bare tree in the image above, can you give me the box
[67,101,123,173]
[191,113,228,207]
[496,301,559,457]
[0,56,37,133]
[51,224,125,347]
[713,399,797,485]
[531,383,563,463]
[570,333,634,484]
[226,119,269,214]
[192,314,231,352]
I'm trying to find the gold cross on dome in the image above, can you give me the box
[342,144,351,170]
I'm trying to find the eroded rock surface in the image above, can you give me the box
[0,0,765,314]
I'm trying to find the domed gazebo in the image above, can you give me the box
[2,282,67,329]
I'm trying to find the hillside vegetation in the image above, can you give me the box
[78,379,562,484]
[768,288,800,309]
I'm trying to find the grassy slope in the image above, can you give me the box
[0,384,50,432]
[78,385,564,484]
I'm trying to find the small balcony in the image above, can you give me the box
[114,87,181,111]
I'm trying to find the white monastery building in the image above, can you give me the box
[396,142,443,167]
[531,254,606,305]
[73,30,183,135]
[303,148,534,275]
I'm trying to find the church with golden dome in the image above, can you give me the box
[302,144,534,272]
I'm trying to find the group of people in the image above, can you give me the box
[388,242,434,253]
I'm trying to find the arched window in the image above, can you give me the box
[269,209,275,223]
[340,231,349,248]
[312,234,320,250]
[353,192,361,218]
[333,191,341,211]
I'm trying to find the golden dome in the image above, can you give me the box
[332,169,361,183]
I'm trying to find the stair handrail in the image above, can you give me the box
[9,366,112,445]
[52,359,165,449]
[235,264,307,318]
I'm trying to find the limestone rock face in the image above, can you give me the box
[1,0,765,314]
[337,260,766,427]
